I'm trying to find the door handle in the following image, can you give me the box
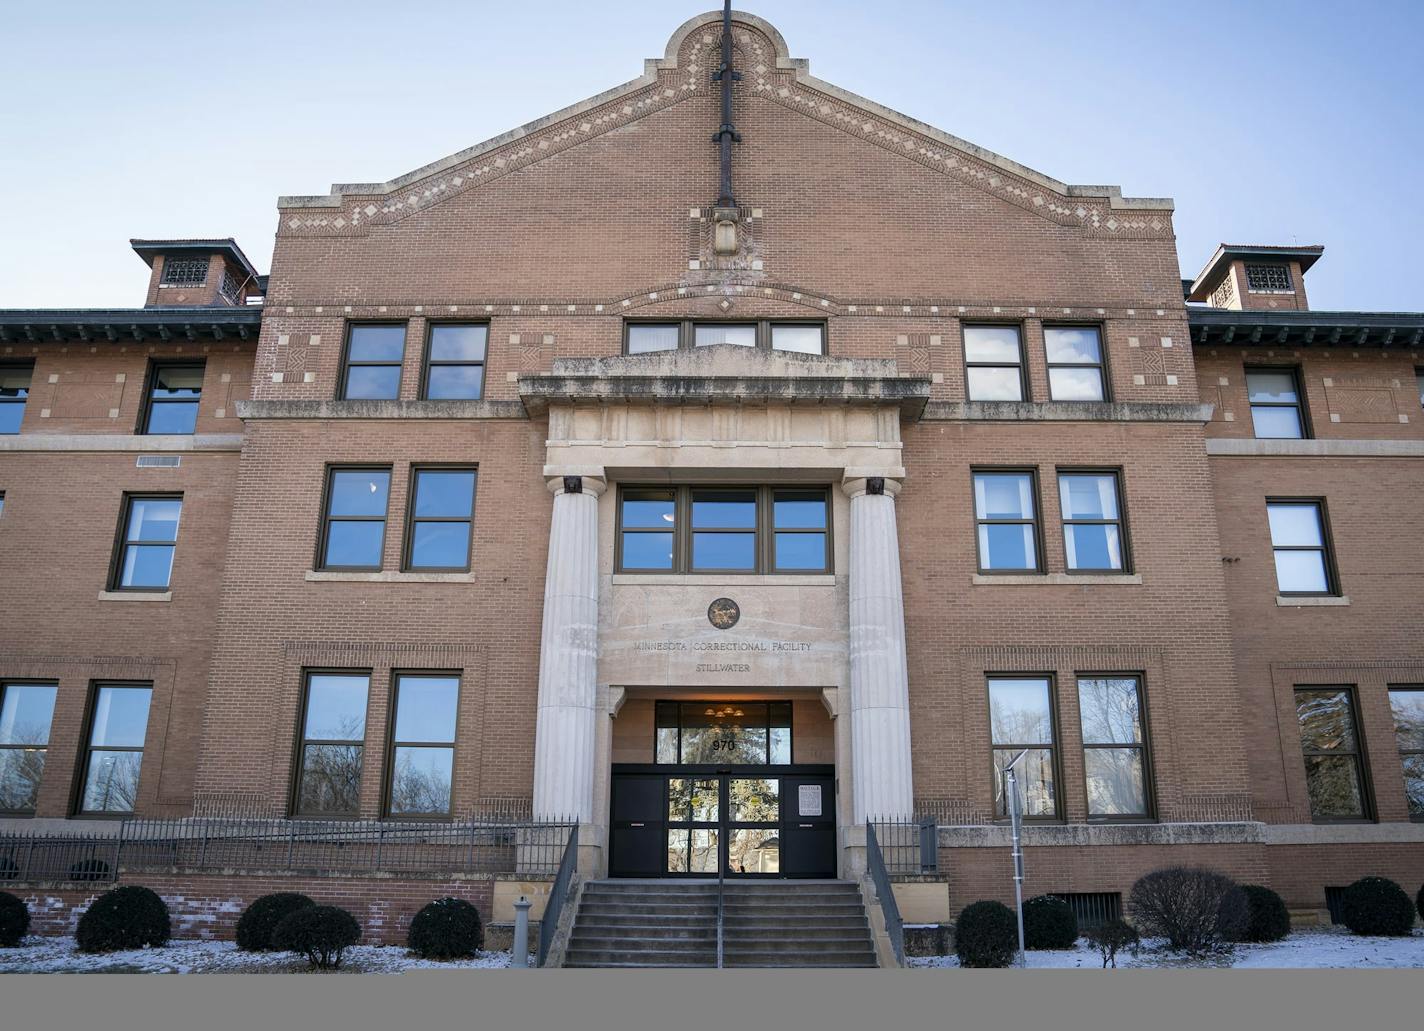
[798,823,813,828]
[630,822,645,827]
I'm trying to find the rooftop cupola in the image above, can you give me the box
[1187,243,1323,311]
[131,238,264,308]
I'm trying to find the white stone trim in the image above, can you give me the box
[0,435,242,452]
[972,573,1143,586]
[1206,438,1424,458]
[304,571,477,584]
[1276,595,1350,607]
[612,573,837,587]
[96,590,172,602]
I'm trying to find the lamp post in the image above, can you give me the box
[1001,749,1028,968]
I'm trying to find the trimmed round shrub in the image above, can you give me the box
[408,897,484,959]
[273,905,361,970]
[1340,877,1415,937]
[1022,894,1078,950]
[1235,885,1290,943]
[75,885,170,953]
[68,859,111,883]
[235,892,315,952]
[1128,866,1246,955]
[953,900,1019,968]
[0,891,29,947]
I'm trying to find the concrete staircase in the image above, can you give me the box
[562,880,878,968]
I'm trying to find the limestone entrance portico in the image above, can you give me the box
[520,346,930,875]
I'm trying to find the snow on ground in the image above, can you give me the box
[908,927,1424,970]
[0,937,513,974]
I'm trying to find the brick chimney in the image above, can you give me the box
[1187,244,1323,311]
[131,239,264,308]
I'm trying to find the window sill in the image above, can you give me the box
[1276,595,1350,607]
[305,570,477,584]
[972,573,1142,586]
[611,573,838,587]
[97,590,172,602]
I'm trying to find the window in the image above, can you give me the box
[1388,688,1424,820]
[0,364,33,434]
[989,677,1058,819]
[616,485,830,574]
[0,682,57,813]
[0,492,5,518]
[341,324,406,400]
[1078,676,1150,818]
[423,324,486,400]
[963,326,1025,401]
[1267,500,1336,595]
[161,257,208,286]
[295,673,368,816]
[973,471,1040,572]
[1059,472,1128,572]
[1295,687,1369,821]
[320,468,391,570]
[387,674,459,817]
[1044,327,1107,401]
[111,495,182,590]
[405,468,476,571]
[140,363,203,434]
[78,683,152,815]
[624,320,827,354]
[1246,368,1307,439]
[1245,264,1293,292]
[655,701,792,765]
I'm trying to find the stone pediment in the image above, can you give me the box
[518,345,930,420]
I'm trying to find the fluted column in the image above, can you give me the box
[532,473,605,823]
[844,474,915,822]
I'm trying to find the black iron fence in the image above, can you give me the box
[0,817,576,884]
[867,816,938,876]
[537,824,579,967]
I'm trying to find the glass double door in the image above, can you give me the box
[610,764,835,878]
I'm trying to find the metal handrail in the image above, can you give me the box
[537,824,578,967]
[866,821,905,966]
[716,860,725,969]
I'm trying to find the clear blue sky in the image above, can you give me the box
[2,0,1420,310]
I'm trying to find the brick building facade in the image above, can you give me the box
[1,10,1421,945]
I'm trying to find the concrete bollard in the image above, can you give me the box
[512,896,532,968]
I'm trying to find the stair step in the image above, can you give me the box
[724,951,877,967]
[568,936,717,952]
[725,937,873,953]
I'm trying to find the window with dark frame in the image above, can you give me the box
[1077,676,1150,818]
[294,672,369,817]
[112,495,182,591]
[972,471,1040,572]
[140,363,204,435]
[616,485,830,574]
[1267,500,1336,596]
[1246,368,1308,439]
[988,676,1058,819]
[0,364,33,434]
[160,257,209,287]
[1058,472,1128,572]
[694,323,756,348]
[0,681,58,814]
[1387,687,1424,820]
[77,683,152,815]
[387,674,459,817]
[963,325,1026,401]
[319,468,392,570]
[1295,686,1369,821]
[1245,264,1293,292]
[423,324,487,400]
[623,320,825,355]
[1044,326,1107,401]
[341,324,406,400]
[655,701,792,765]
[405,468,476,571]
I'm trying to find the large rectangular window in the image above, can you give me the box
[0,364,33,434]
[1388,687,1424,820]
[78,683,152,815]
[973,471,1040,572]
[422,324,486,400]
[1059,472,1127,572]
[1045,326,1107,401]
[1078,676,1150,818]
[655,701,792,765]
[1246,368,1308,439]
[341,324,406,400]
[694,323,757,348]
[1267,500,1336,596]
[624,320,826,355]
[387,674,459,817]
[1295,686,1369,821]
[295,673,369,816]
[319,468,391,570]
[963,325,1025,401]
[0,682,58,814]
[989,677,1058,819]
[111,495,182,591]
[404,468,476,571]
[616,485,829,574]
[141,363,204,435]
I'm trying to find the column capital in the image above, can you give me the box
[841,470,903,499]
[545,471,607,497]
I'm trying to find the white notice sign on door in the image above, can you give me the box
[798,784,822,818]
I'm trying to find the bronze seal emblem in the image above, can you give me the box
[707,597,740,630]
